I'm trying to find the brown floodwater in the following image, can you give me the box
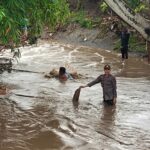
[0,40,150,150]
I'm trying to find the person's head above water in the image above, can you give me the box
[104,64,111,70]
[59,67,66,76]
[59,67,68,81]
[104,64,111,75]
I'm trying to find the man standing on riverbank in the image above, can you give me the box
[120,28,130,61]
[79,65,117,105]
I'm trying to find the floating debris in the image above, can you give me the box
[0,57,12,73]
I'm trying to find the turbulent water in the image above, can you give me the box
[0,40,150,150]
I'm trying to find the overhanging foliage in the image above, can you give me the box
[0,0,70,48]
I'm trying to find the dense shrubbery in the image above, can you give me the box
[0,0,70,49]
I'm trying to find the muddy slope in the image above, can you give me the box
[47,0,117,50]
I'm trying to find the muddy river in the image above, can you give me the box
[0,40,150,150]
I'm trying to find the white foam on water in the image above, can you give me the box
[94,52,105,63]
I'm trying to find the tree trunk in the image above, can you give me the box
[104,0,150,63]
[104,0,150,41]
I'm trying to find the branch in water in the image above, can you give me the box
[14,93,44,99]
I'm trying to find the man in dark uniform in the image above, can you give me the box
[79,65,117,105]
[120,28,130,61]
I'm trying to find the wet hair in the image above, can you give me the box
[104,64,111,70]
[59,67,66,76]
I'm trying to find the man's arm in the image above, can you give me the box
[87,75,102,87]
[79,75,102,89]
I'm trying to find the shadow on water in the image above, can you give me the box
[97,105,131,145]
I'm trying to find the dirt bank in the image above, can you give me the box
[52,25,117,50]
[53,0,117,50]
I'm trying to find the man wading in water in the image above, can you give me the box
[79,65,117,105]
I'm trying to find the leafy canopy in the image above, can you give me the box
[0,0,70,48]
[126,0,148,12]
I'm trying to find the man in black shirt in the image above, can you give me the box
[120,28,130,61]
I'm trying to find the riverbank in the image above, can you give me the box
[51,24,117,51]
[41,23,148,62]
[49,0,149,61]
[40,0,148,60]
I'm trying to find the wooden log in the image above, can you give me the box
[12,68,42,73]
[14,93,44,99]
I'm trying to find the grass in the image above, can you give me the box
[67,11,100,29]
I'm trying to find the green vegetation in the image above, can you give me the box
[134,3,147,13]
[99,2,109,13]
[125,0,148,12]
[68,11,96,29]
[126,0,141,9]
[0,0,149,56]
[129,34,146,53]
[0,0,70,49]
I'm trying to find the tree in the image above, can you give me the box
[104,0,150,62]
[0,0,70,51]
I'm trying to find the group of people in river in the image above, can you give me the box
[45,64,117,106]
[44,66,81,81]
[45,27,130,106]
